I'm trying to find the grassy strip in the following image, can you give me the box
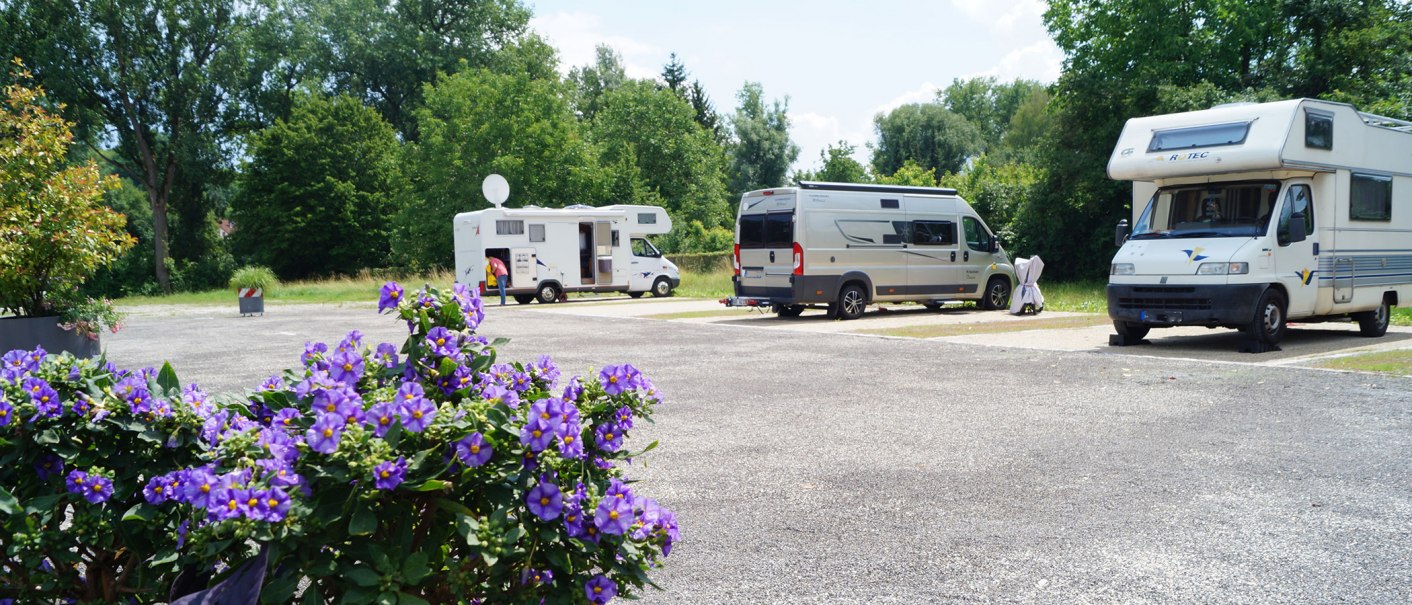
[855,314,1111,339]
[1312,350,1412,376]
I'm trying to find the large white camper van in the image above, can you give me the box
[1107,99,1412,348]
[725,181,1016,319]
[452,204,680,303]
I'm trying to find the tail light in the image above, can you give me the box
[792,242,803,275]
[732,244,741,276]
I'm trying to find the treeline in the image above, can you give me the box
[3,0,1410,293]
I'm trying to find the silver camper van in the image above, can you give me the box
[725,181,1016,319]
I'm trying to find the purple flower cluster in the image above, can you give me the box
[146,465,297,523]
[65,469,113,503]
[598,364,646,396]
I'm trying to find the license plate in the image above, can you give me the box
[743,269,762,278]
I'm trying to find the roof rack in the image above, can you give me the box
[1359,111,1412,132]
[795,180,958,196]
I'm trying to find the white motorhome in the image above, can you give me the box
[452,205,680,303]
[725,181,1016,319]
[1107,99,1412,348]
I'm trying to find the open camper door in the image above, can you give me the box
[595,221,614,285]
[510,248,537,291]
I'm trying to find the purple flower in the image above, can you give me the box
[598,364,641,396]
[481,384,519,409]
[24,377,62,419]
[373,457,407,490]
[35,454,63,481]
[614,406,634,430]
[256,375,284,393]
[1,349,34,380]
[259,459,304,490]
[272,408,301,430]
[183,383,213,414]
[208,488,245,521]
[336,330,363,353]
[605,478,634,505]
[415,290,439,311]
[557,421,585,459]
[454,433,493,467]
[452,282,485,331]
[594,495,634,535]
[563,502,588,538]
[328,349,364,385]
[375,343,399,369]
[305,413,344,454]
[183,468,219,508]
[365,401,406,437]
[301,341,329,369]
[594,423,624,453]
[529,355,560,385]
[176,520,189,549]
[144,475,175,504]
[508,371,532,393]
[378,282,404,313]
[520,567,554,587]
[82,475,114,504]
[526,477,563,521]
[584,575,618,604]
[66,469,89,493]
[27,345,47,367]
[425,327,460,358]
[561,377,584,402]
[403,396,436,433]
[0,397,13,427]
[519,417,555,452]
[251,487,292,522]
[529,397,565,426]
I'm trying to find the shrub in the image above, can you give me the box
[0,282,677,603]
[229,266,280,292]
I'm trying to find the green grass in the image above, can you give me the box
[673,267,734,299]
[854,314,1112,339]
[1313,350,1412,376]
[117,271,454,307]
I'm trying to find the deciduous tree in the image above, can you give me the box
[727,82,799,194]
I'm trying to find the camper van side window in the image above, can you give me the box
[912,221,955,246]
[1147,121,1251,152]
[1350,173,1393,221]
[962,216,992,251]
[529,224,545,242]
[638,213,657,224]
[1304,110,1333,150]
[763,213,794,247]
[496,220,525,235]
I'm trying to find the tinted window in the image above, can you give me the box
[1277,185,1315,244]
[1350,173,1392,221]
[1148,121,1251,152]
[738,212,794,248]
[912,221,955,246]
[963,216,993,251]
[496,220,524,235]
[1305,110,1333,150]
[529,224,545,242]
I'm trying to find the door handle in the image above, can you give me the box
[964,251,970,262]
[950,251,956,262]
[769,251,775,263]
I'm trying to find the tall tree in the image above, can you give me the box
[871,103,982,177]
[231,94,401,279]
[940,77,1048,153]
[302,0,537,139]
[793,141,870,184]
[686,79,723,141]
[568,45,627,122]
[660,52,687,93]
[3,0,257,292]
[727,82,799,194]
[592,80,730,228]
[395,69,604,269]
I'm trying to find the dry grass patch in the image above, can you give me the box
[644,309,759,320]
[856,314,1110,339]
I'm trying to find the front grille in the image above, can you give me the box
[1115,286,1212,311]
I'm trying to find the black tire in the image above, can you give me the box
[776,304,805,318]
[1354,297,1390,337]
[1113,321,1150,341]
[1248,289,1287,345]
[923,302,943,311]
[627,292,644,299]
[836,284,867,320]
[981,276,1012,310]
[651,277,673,298]
[513,294,534,305]
[536,283,561,304]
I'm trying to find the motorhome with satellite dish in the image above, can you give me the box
[1107,99,1412,350]
[724,181,1016,319]
[452,175,680,303]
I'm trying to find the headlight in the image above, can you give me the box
[1197,262,1249,275]
[1110,263,1135,275]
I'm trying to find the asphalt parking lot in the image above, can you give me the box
[105,298,1411,603]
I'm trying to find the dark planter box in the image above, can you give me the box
[0,315,101,358]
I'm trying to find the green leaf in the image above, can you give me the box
[156,361,180,394]
[384,422,403,449]
[375,592,397,605]
[350,506,378,536]
[627,440,660,458]
[435,498,474,517]
[504,524,525,545]
[408,479,449,492]
[398,593,431,605]
[401,551,430,585]
[24,494,60,514]
[345,567,381,588]
[0,486,18,515]
[35,429,60,444]
[122,503,156,523]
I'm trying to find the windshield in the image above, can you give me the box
[1131,181,1280,239]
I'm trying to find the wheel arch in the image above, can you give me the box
[837,271,874,303]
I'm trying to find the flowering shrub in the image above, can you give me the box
[0,282,677,603]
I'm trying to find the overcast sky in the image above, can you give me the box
[527,0,1064,172]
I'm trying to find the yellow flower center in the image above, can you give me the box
[343,363,353,371]
[532,429,542,438]
[412,410,423,419]
[540,497,550,505]
[469,445,480,454]
[609,510,619,520]
[75,476,85,485]
[540,412,550,420]
[227,499,238,510]
[594,586,602,594]
[91,483,102,492]
[323,428,333,437]
[247,497,259,507]
[41,396,50,403]
[155,486,164,494]
[325,403,336,411]
[605,433,614,441]
[267,498,279,507]
[564,436,574,444]
[0,410,7,417]
[609,376,618,384]
[436,338,446,346]
[390,291,400,299]
[404,394,413,400]
[379,417,390,426]
[380,470,390,478]
[201,484,211,493]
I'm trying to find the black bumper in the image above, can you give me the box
[1107,283,1266,327]
[733,275,839,305]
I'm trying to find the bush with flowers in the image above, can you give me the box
[0,281,677,604]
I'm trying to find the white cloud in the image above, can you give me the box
[790,111,872,172]
[529,11,660,79]
[964,40,1064,83]
[949,0,1046,33]
[873,82,943,116]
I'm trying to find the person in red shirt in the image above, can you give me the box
[485,255,509,305]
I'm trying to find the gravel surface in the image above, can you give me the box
[104,301,1412,603]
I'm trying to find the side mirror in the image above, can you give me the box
[1115,219,1130,247]
[1286,214,1307,244]
[989,238,1000,253]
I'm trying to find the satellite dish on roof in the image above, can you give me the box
[482,174,510,208]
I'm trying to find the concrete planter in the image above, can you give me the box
[0,315,101,358]
[237,288,264,316]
